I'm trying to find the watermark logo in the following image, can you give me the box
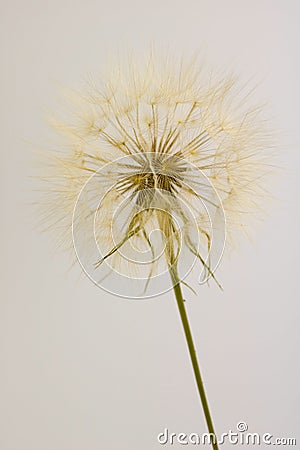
[157,422,297,446]
[72,153,226,299]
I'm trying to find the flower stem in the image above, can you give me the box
[169,268,219,450]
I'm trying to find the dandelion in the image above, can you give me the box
[39,52,271,450]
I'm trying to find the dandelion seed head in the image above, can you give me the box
[39,52,272,297]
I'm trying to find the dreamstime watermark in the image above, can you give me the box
[157,422,297,446]
[72,153,226,299]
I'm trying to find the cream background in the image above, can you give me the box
[1,1,299,449]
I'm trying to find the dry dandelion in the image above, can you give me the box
[39,52,272,450]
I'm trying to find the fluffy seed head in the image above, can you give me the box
[39,52,271,297]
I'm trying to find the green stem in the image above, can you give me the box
[169,268,219,450]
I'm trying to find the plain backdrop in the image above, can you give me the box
[1,1,299,449]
